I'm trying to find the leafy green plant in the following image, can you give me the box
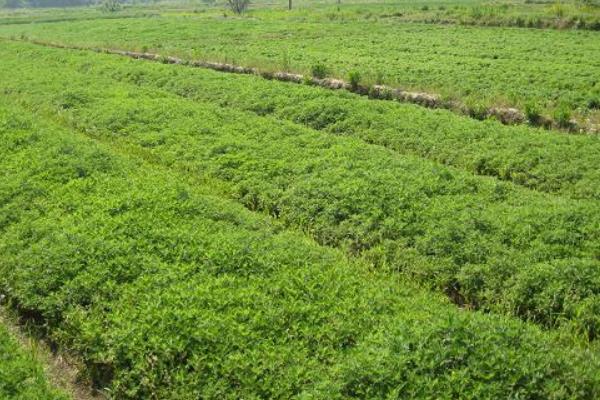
[311,62,329,79]
[552,0,565,18]
[524,102,541,124]
[374,70,385,85]
[553,104,572,128]
[467,101,489,120]
[281,49,291,72]
[348,70,361,90]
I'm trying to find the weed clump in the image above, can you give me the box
[587,96,600,110]
[311,63,329,79]
[524,102,541,124]
[468,102,489,120]
[348,70,362,90]
[374,70,385,85]
[553,105,572,128]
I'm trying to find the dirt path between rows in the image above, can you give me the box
[0,308,105,400]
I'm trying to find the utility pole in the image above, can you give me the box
[289,0,292,10]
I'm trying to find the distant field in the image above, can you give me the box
[1,9,598,128]
[243,0,600,30]
[2,0,599,28]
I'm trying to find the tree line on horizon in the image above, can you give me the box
[0,0,161,8]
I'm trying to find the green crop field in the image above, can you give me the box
[1,0,599,398]
[1,3,599,129]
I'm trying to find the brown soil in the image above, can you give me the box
[0,308,106,400]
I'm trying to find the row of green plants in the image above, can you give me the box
[82,47,600,201]
[2,96,600,398]
[2,42,599,340]
[0,323,68,399]
[272,1,600,30]
[374,1,600,30]
[0,12,598,124]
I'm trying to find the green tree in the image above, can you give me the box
[101,0,121,12]
[227,0,249,14]
[2,0,24,8]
